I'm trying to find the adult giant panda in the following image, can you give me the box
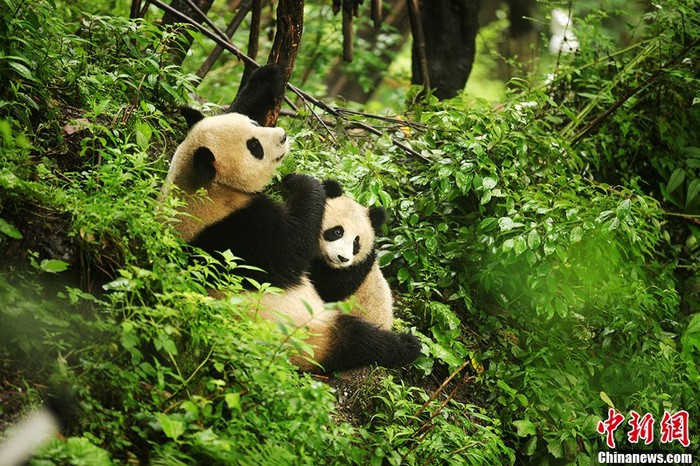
[160,65,420,374]
[310,180,394,331]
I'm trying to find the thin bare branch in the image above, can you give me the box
[409,361,469,425]
[147,0,428,161]
[197,0,253,79]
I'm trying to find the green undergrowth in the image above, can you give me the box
[1,0,699,465]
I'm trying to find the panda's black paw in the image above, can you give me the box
[282,173,322,194]
[397,332,422,366]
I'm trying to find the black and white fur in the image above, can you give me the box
[160,65,419,374]
[310,180,394,330]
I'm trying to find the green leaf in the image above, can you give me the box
[482,177,497,190]
[599,391,615,409]
[156,413,185,441]
[9,60,37,82]
[616,199,631,219]
[523,435,538,456]
[40,259,69,273]
[682,146,700,158]
[686,179,700,208]
[225,392,241,411]
[681,313,700,353]
[546,438,563,459]
[527,229,541,249]
[513,235,527,255]
[513,419,537,437]
[499,217,524,231]
[666,167,686,194]
[570,226,583,243]
[0,218,22,239]
[478,217,498,232]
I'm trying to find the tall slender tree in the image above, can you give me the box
[411,0,481,100]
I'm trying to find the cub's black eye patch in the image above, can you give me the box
[323,226,344,242]
[247,137,264,160]
[353,236,361,255]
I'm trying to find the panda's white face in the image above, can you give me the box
[320,196,377,269]
[169,112,289,194]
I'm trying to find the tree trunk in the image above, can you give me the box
[265,0,304,126]
[411,0,481,100]
[325,0,410,103]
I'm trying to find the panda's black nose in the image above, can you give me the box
[338,255,349,263]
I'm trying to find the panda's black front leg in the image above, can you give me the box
[280,174,325,257]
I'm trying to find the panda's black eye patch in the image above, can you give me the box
[323,226,344,242]
[353,236,361,255]
[247,137,264,160]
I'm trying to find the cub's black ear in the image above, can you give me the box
[228,64,286,126]
[180,106,205,130]
[369,207,386,234]
[322,179,343,198]
[193,147,216,184]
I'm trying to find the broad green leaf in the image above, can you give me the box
[40,259,69,273]
[681,313,700,352]
[482,177,497,190]
[225,392,241,411]
[616,199,631,219]
[9,61,37,82]
[686,179,700,207]
[478,217,498,232]
[570,226,583,243]
[666,167,686,194]
[0,218,22,239]
[499,217,514,231]
[513,235,527,255]
[523,436,538,455]
[546,438,564,459]
[527,229,541,249]
[156,413,185,441]
[682,146,700,158]
[513,419,537,437]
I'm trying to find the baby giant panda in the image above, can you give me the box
[160,65,419,374]
[310,180,393,331]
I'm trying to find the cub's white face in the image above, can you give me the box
[168,112,289,194]
[320,196,376,269]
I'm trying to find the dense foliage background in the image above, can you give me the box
[1,0,698,464]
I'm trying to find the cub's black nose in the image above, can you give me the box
[338,255,349,263]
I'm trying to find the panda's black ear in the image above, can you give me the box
[228,64,286,126]
[369,207,386,234]
[322,179,343,198]
[192,147,216,184]
[180,106,205,130]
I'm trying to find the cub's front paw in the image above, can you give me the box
[281,173,322,194]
